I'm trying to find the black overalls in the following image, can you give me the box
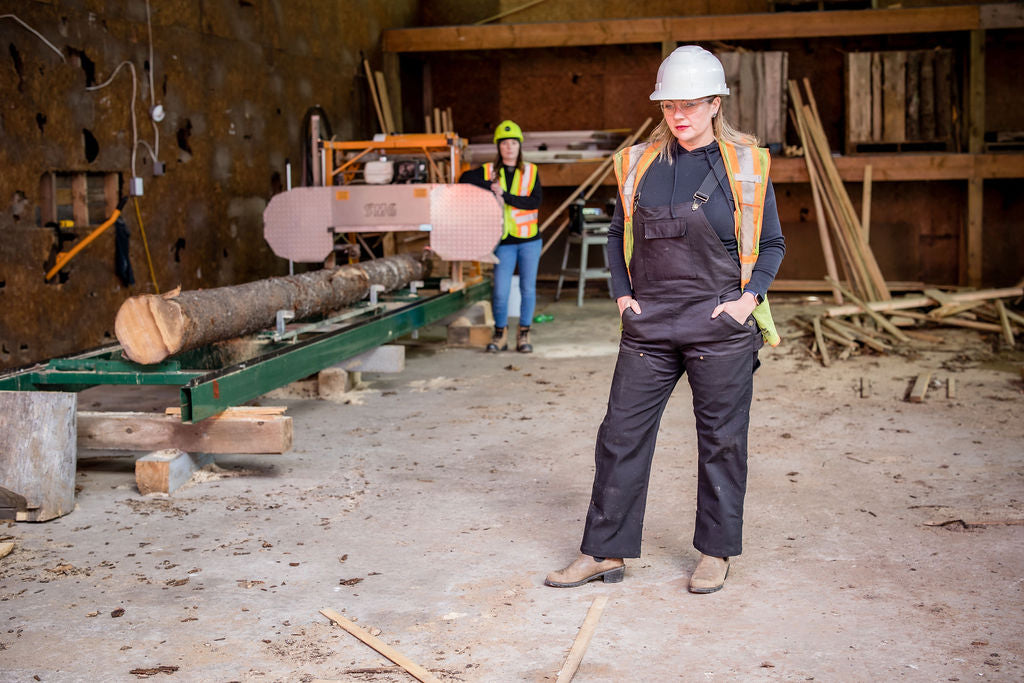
[579,168,762,561]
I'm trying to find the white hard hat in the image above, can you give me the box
[650,46,730,101]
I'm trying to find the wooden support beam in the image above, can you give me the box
[383,6,1017,53]
[77,409,293,454]
[537,153,1024,188]
[965,29,986,287]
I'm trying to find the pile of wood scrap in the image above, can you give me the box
[466,129,630,164]
[789,78,890,305]
[794,283,1024,367]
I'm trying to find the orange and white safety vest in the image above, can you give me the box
[611,139,781,346]
[483,162,539,239]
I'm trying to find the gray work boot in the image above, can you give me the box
[485,326,507,353]
[688,554,730,594]
[544,554,624,588]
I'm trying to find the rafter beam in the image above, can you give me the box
[383,4,1023,53]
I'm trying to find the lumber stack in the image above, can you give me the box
[789,78,890,304]
[537,118,653,257]
[794,285,1023,366]
[718,50,789,148]
[466,129,630,165]
[845,49,956,152]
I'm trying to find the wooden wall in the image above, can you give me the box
[413,18,1023,288]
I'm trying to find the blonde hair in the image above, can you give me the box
[648,98,759,163]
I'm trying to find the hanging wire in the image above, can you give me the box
[0,14,66,62]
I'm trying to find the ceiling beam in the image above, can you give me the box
[383,4,1024,53]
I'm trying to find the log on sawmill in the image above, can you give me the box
[115,252,431,365]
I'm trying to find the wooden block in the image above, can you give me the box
[318,368,360,400]
[934,50,953,141]
[905,51,921,140]
[908,373,931,402]
[947,377,956,399]
[870,53,883,141]
[135,449,213,495]
[447,323,493,348]
[739,52,758,135]
[0,391,77,522]
[0,541,13,559]
[919,50,936,140]
[882,51,907,142]
[762,51,786,144]
[846,52,872,144]
[77,411,292,454]
[859,377,870,398]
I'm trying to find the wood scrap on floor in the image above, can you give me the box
[0,541,13,559]
[319,608,441,683]
[556,595,609,683]
[791,285,1023,366]
[908,373,932,403]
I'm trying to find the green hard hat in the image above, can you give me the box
[493,120,524,143]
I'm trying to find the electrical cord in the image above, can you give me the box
[133,196,160,293]
[0,14,66,62]
[86,60,139,178]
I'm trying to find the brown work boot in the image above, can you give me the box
[485,326,507,353]
[688,554,730,594]
[516,325,533,353]
[544,554,624,588]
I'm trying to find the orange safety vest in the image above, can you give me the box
[483,162,539,239]
[612,138,781,346]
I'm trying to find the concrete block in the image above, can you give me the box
[336,345,405,373]
[135,449,213,495]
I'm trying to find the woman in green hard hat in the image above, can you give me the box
[459,120,543,353]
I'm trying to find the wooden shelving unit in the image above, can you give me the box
[384,3,1024,287]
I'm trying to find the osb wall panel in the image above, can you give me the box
[0,0,416,370]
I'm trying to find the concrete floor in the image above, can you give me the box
[1,293,1022,682]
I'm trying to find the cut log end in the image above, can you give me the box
[115,295,185,364]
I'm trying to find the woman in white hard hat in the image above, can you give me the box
[459,120,543,353]
[546,46,785,593]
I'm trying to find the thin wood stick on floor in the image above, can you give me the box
[319,608,441,683]
[556,595,609,683]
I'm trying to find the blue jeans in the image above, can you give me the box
[493,239,541,328]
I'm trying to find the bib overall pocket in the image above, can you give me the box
[642,217,696,281]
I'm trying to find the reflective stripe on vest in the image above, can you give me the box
[484,162,539,239]
[612,139,781,347]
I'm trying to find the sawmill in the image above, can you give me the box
[1,1,1023,680]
